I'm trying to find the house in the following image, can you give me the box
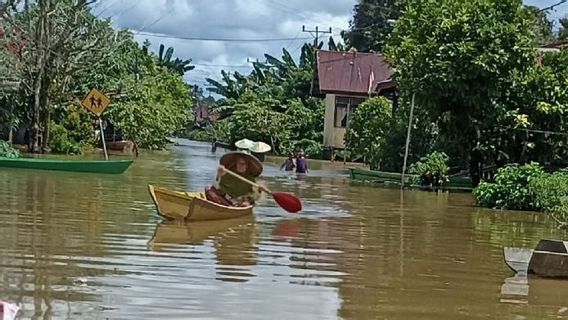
[193,101,218,127]
[316,50,395,155]
[536,39,568,65]
[194,103,210,122]
[538,39,568,52]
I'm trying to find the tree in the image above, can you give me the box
[345,97,394,170]
[522,5,554,45]
[342,0,403,52]
[4,0,121,152]
[108,66,192,151]
[559,16,568,40]
[386,0,535,185]
[157,43,195,76]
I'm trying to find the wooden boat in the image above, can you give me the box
[148,215,254,251]
[504,239,568,278]
[147,185,253,221]
[0,156,133,174]
[348,167,473,191]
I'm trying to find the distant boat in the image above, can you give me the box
[348,167,473,191]
[0,157,133,174]
[504,239,568,278]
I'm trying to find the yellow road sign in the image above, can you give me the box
[81,89,110,116]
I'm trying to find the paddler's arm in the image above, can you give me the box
[214,165,226,189]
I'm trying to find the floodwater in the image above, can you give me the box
[0,140,567,320]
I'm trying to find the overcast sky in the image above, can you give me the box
[93,0,567,90]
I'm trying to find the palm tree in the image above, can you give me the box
[157,44,195,76]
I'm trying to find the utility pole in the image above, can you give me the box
[302,25,332,47]
[302,26,332,96]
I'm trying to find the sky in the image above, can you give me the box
[93,0,568,90]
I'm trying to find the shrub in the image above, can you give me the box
[474,163,545,210]
[49,122,82,155]
[0,140,20,158]
[409,151,449,187]
[530,170,568,211]
[345,97,394,170]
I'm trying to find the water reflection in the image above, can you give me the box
[500,274,568,309]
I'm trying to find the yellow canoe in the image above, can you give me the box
[147,185,254,221]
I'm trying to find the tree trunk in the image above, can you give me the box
[7,104,14,144]
[469,149,483,188]
[30,79,43,153]
[41,97,50,153]
[29,0,49,153]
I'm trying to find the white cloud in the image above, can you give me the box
[93,0,354,89]
[95,0,563,90]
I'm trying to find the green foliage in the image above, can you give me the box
[474,163,544,210]
[342,0,403,52]
[0,140,20,158]
[48,121,82,155]
[409,151,450,187]
[386,0,537,179]
[228,102,291,154]
[108,66,192,150]
[477,50,568,167]
[1,3,195,154]
[206,44,325,156]
[521,5,554,45]
[157,44,195,76]
[345,97,394,170]
[530,170,568,212]
[474,163,568,225]
[179,118,230,143]
[559,16,568,40]
[51,104,95,147]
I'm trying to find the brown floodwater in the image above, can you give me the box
[0,139,567,319]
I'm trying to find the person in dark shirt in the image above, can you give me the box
[295,150,308,174]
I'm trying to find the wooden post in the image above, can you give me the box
[401,92,416,188]
[99,117,108,160]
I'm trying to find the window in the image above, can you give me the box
[334,96,365,128]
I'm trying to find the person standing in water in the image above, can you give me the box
[280,154,296,171]
[295,150,308,174]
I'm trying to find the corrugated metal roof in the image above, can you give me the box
[317,50,394,95]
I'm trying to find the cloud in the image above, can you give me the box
[94,0,355,88]
[94,0,566,90]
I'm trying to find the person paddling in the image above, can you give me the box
[205,152,267,207]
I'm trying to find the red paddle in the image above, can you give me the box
[224,168,302,213]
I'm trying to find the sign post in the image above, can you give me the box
[81,89,110,160]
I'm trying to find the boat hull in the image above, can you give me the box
[504,239,568,278]
[148,185,253,221]
[0,157,133,174]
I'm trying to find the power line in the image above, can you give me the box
[539,0,568,12]
[251,0,330,28]
[193,63,252,68]
[131,31,312,42]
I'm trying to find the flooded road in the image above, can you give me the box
[0,140,567,319]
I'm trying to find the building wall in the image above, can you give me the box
[323,93,336,148]
[322,93,360,150]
